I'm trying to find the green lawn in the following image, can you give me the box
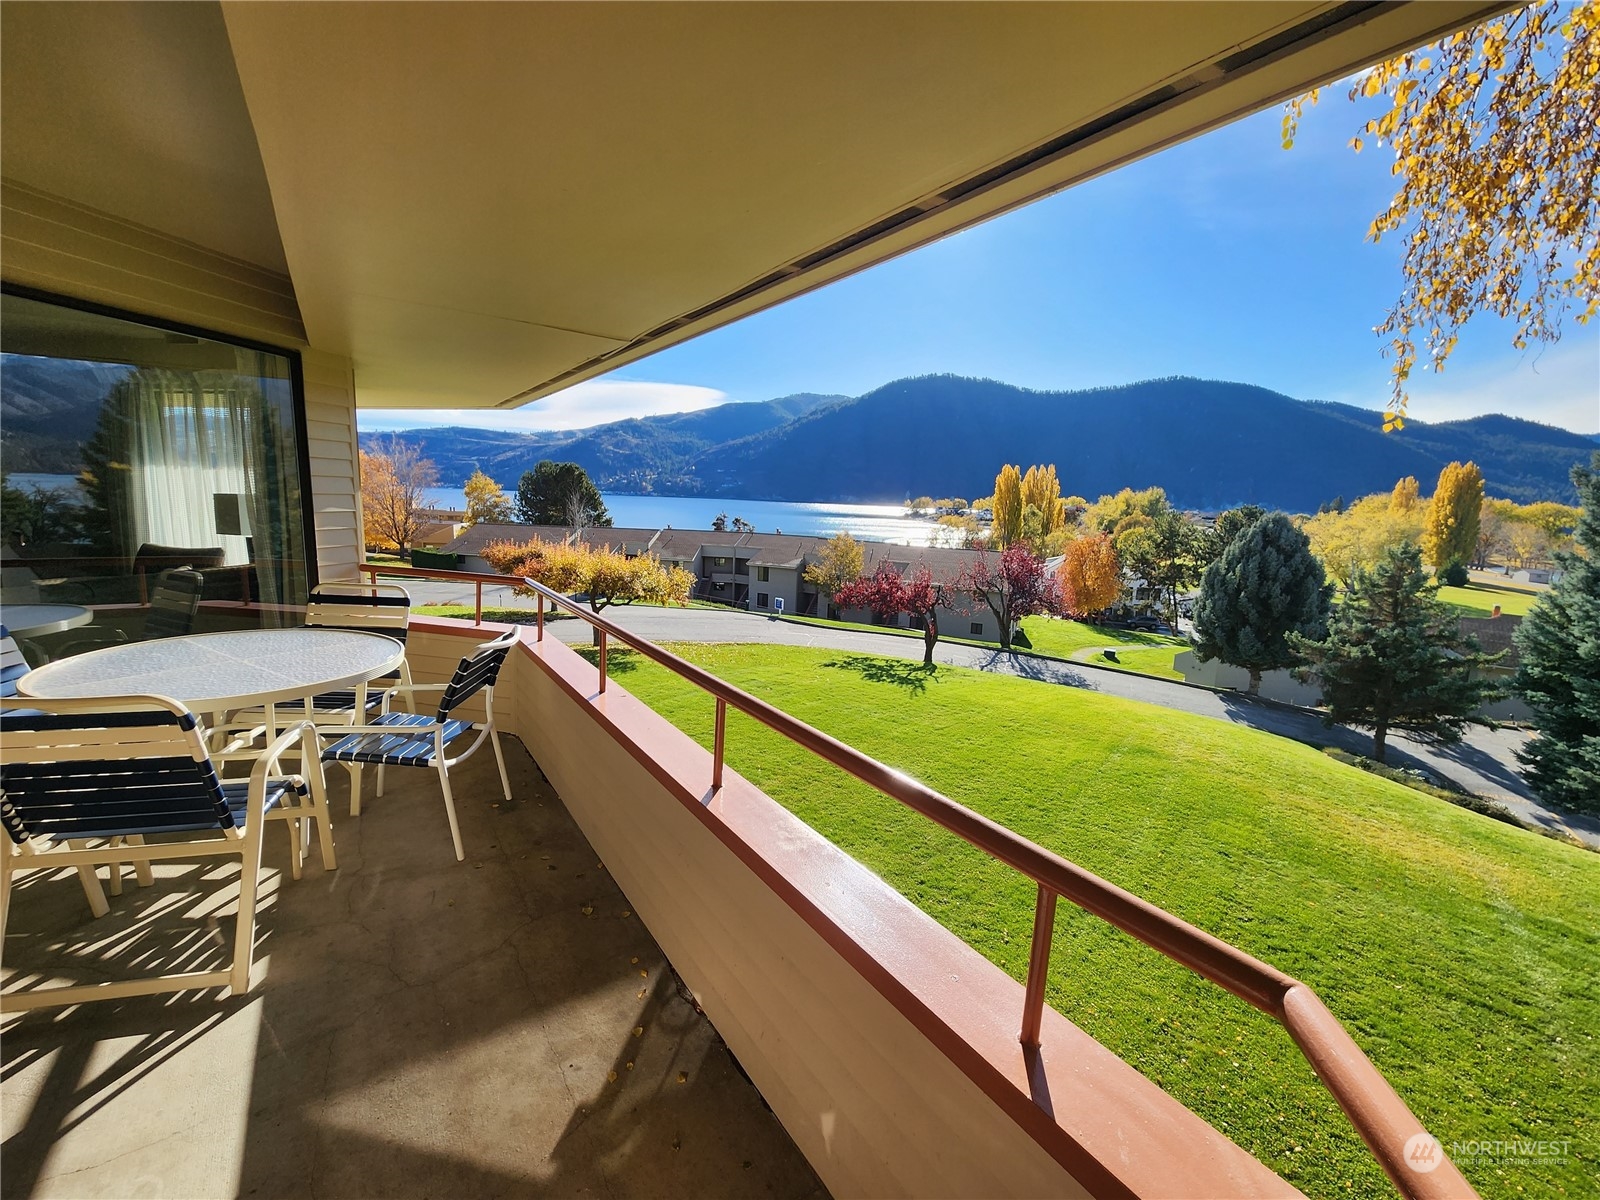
[1086,644,1187,681]
[1435,581,1543,618]
[598,642,1597,1199]
[413,604,559,623]
[1020,615,1188,658]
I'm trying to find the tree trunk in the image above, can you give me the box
[1373,717,1388,763]
[1247,667,1262,696]
[590,599,604,646]
[923,615,938,666]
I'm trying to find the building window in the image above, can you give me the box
[756,592,769,608]
[1,288,311,644]
[970,622,984,636]
[757,566,770,582]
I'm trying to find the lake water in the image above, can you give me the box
[423,488,944,546]
[5,473,946,547]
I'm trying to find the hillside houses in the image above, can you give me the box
[439,524,1013,641]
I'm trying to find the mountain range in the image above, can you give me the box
[364,375,1596,509]
[2,357,1590,508]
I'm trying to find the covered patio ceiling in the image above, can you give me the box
[1,1,1506,410]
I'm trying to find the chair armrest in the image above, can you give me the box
[382,682,448,696]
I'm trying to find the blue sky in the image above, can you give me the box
[366,91,1599,436]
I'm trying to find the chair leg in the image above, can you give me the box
[67,843,110,918]
[438,763,464,862]
[376,762,387,798]
[229,829,266,996]
[130,836,155,887]
[0,842,14,948]
[346,762,364,817]
[305,758,338,872]
[491,727,511,801]
[285,813,303,881]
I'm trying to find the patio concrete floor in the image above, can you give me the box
[1,738,827,1200]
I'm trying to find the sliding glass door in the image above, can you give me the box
[1,289,312,654]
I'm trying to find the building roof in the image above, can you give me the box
[442,523,1001,580]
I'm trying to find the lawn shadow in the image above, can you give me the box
[821,655,940,695]
[972,649,1096,690]
[573,646,645,676]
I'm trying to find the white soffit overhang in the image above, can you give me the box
[219,1,1506,410]
[9,2,1505,411]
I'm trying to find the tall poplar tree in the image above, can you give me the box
[1193,514,1330,696]
[992,465,1024,549]
[1513,453,1600,814]
[1290,543,1499,762]
[1422,461,1484,577]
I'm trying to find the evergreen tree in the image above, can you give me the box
[1290,543,1500,762]
[1194,513,1329,696]
[514,461,611,527]
[1212,504,1266,550]
[1513,452,1600,814]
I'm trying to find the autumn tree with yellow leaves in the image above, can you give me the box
[1390,476,1421,512]
[1303,490,1427,585]
[481,537,692,632]
[1055,533,1122,618]
[1284,0,1600,426]
[360,437,439,556]
[991,465,1024,549]
[1422,461,1485,578]
[463,469,514,525]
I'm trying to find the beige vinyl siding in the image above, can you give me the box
[0,179,305,347]
[302,349,363,583]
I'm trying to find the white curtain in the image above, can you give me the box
[102,357,306,610]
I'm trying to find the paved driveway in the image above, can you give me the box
[524,602,1597,848]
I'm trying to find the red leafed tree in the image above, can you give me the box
[956,543,1059,651]
[835,560,906,625]
[836,559,957,665]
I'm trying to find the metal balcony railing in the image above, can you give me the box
[362,562,1475,1200]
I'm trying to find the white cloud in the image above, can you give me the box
[1391,338,1600,432]
[359,379,729,433]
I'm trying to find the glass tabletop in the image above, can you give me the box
[16,627,406,711]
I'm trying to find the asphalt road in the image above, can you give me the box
[395,585,1596,848]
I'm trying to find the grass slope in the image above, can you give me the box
[1085,645,1186,681]
[1020,615,1188,658]
[600,643,1597,1199]
[1435,581,1541,618]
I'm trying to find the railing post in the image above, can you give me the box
[597,628,608,694]
[1020,884,1058,1049]
[537,591,545,641]
[475,579,483,625]
[712,698,727,791]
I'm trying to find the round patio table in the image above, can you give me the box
[15,627,405,719]
[1,603,93,639]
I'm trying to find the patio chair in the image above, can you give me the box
[320,628,516,861]
[300,581,415,720]
[1,625,29,697]
[217,582,415,751]
[144,567,205,638]
[0,697,336,1011]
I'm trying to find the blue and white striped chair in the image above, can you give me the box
[0,697,335,1011]
[299,581,415,720]
[1,625,30,698]
[320,629,516,861]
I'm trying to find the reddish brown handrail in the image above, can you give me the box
[366,561,1476,1199]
